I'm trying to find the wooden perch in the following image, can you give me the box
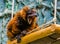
[55,24,60,34]
[20,25,55,44]
[7,24,60,44]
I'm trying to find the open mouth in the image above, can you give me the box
[26,9,37,24]
[27,13,37,24]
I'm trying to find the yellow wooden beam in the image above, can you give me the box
[55,24,60,34]
[20,25,55,44]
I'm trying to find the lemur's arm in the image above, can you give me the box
[6,6,29,40]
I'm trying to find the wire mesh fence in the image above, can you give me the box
[0,0,60,44]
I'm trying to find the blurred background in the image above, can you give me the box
[0,0,60,44]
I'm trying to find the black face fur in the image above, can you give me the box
[16,16,30,31]
[16,9,37,31]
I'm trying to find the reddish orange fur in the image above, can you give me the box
[6,6,38,40]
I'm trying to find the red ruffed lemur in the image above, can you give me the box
[6,6,38,43]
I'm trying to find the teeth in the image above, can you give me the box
[28,19,32,24]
